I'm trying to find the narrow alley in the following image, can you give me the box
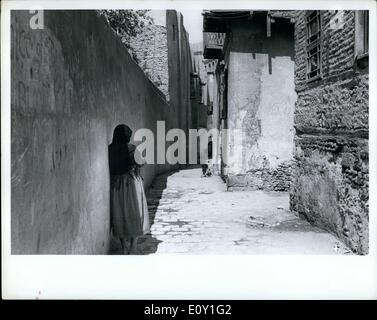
[110,168,352,255]
[4,5,373,301]
[9,10,368,256]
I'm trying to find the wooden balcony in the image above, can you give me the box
[203,32,226,59]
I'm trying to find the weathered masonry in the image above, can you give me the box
[203,11,297,191]
[11,10,195,254]
[128,10,199,147]
[290,10,369,255]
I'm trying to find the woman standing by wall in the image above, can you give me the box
[108,124,150,254]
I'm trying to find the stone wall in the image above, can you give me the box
[290,10,369,254]
[11,10,178,254]
[224,14,296,191]
[129,24,170,100]
[227,160,293,191]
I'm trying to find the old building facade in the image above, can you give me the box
[190,43,208,132]
[194,57,221,172]
[203,11,296,190]
[290,10,369,255]
[202,10,369,255]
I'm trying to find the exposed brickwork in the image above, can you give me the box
[271,161,293,191]
[295,11,356,90]
[290,10,369,255]
[227,160,292,192]
[295,74,368,133]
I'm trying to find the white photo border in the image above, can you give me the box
[2,0,377,300]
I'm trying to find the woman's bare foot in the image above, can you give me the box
[129,237,139,254]
[120,237,130,255]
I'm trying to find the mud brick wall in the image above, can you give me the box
[290,10,369,254]
[11,11,178,254]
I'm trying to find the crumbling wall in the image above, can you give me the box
[227,160,293,191]
[290,10,369,254]
[11,10,177,254]
[225,15,296,191]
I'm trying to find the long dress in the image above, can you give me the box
[109,144,150,237]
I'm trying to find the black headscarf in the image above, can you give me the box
[109,124,133,176]
[111,124,132,145]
